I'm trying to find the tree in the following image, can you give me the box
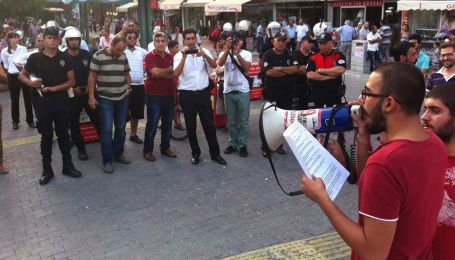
[0,0,52,19]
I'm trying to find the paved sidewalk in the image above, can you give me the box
[0,68,368,259]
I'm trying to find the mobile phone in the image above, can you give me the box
[186,48,199,54]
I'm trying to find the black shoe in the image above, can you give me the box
[129,135,144,144]
[191,155,200,165]
[28,122,37,128]
[211,155,227,165]
[224,146,237,154]
[261,146,269,158]
[239,147,248,157]
[39,167,54,185]
[78,149,88,161]
[12,122,19,130]
[276,146,286,155]
[62,163,82,178]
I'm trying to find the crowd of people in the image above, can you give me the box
[1,14,455,259]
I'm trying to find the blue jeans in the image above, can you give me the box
[143,95,175,154]
[224,91,250,149]
[97,96,129,164]
[367,50,381,71]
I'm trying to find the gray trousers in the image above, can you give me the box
[339,42,352,67]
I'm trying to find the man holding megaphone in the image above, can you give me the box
[301,63,445,259]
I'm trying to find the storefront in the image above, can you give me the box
[182,0,213,35]
[159,0,183,28]
[273,1,324,27]
[330,0,384,27]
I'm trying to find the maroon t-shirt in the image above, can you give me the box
[432,156,455,260]
[351,131,446,260]
[144,50,176,96]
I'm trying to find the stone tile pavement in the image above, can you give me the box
[0,70,369,260]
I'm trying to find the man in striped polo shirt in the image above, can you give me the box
[427,42,455,91]
[88,36,132,173]
[124,30,147,145]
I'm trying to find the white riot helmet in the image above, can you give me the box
[266,21,281,38]
[223,22,233,32]
[41,20,57,29]
[16,30,24,40]
[64,27,82,39]
[313,21,328,37]
[238,20,249,31]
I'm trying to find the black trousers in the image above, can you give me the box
[263,87,293,110]
[7,73,34,124]
[70,94,101,151]
[311,86,340,108]
[179,88,220,157]
[34,93,72,167]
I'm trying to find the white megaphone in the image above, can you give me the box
[259,101,360,153]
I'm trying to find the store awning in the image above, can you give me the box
[397,0,455,10]
[160,0,184,10]
[116,2,138,12]
[183,0,213,8]
[205,0,251,14]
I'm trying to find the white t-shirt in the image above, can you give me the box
[174,47,213,91]
[124,46,148,85]
[221,50,252,93]
[296,24,309,41]
[367,32,381,52]
[1,45,27,74]
[171,33,184,50]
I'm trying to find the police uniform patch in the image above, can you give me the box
[293,61,299,65]
[338,59,346,65]
[287,60,290,65]
[60,59,66,67]
[264,62,268,67]
[83,59,88,67]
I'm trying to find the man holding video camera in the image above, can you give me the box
[173,28,226,165]
[301,63,445,259]
[217,31,252,157]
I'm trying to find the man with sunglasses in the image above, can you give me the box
[306,32,346,108]
[302,62,445,259]
[124,30,147,145]
[427,41,455,90]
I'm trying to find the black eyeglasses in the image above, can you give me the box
[361,89,402,104]
[127,36,137,40]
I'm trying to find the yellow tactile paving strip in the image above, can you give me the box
[224,232,351,260]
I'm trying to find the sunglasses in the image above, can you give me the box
[127,36,137,40]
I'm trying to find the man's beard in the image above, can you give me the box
[362,102,386,135]
[425,118,455,143]
[444,61,454,69]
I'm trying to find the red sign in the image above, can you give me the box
[150,0,158,9]
[330,0,383,7]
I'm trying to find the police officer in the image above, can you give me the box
[262,31,298,110]
[64,27,100,161]
[19,26,81,185]
[261,31,298,155]
[306,32,347,108]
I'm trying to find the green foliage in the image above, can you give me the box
[0,0,52,19]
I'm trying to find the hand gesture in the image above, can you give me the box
[29,78,43,88]
[181,46,189,56]
[232,43,241,56]
[225,37,233,50]
[197,47,205,57]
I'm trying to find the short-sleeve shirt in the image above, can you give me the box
[144,50,176,96]
[1,45,28,74]
[262,49,296,91]
[358,28,370,40]
[259,37,273,59]
[173,47,212,91]
[286,25,296,39]
[25,50,73,88]
[221,50,253,93]
[307,51,346,89]
[366,32,381,51]
[351,131,446,260]
[336,25,356,42]
[90,48,130,100]
[124,46,147,86]
[415,51,430,70]
[296,24,309,41]
[65,49,92,87]
[432,156,455,260]
[379,25,392,45]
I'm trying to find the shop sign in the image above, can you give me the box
[205,4,241,13]
[447,3,455,9]
[330,0,383,7]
